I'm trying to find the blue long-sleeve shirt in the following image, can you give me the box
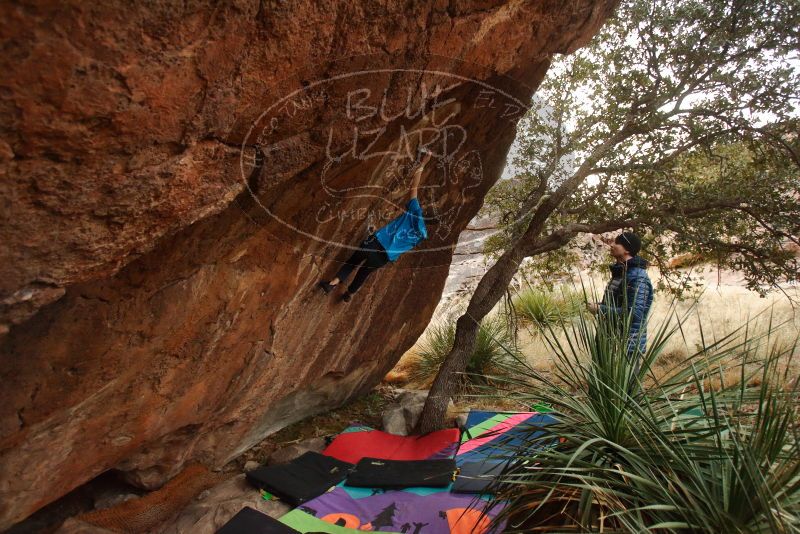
[374,197,428,261]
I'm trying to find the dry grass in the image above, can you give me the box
[383,368,411,385]
[385,349,429,389]
[646,283,800,388]
[516,273,800,383]
[389,269,800,395]
[386,348,426,386]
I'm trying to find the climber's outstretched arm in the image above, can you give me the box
[247,146,265,189]
[409,151,431,200]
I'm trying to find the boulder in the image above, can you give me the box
[0,0,618,527]
[160,474,290,534]
[266,437,327,466]
[382,389,454,435]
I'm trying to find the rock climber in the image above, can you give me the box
[317,150,432,302]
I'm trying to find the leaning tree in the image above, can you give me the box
[417,0,800,432]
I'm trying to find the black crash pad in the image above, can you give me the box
[344,458,457,488]
[216,506,300,534]
[245,451,353,506]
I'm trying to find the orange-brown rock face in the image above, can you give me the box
[0,0,617,527]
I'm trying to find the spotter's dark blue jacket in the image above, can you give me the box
[599,255,654,354]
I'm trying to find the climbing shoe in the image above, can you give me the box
[317,281,335,294]
[341,292,352,302]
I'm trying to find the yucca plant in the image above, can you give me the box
[474,293,799,533]
[409,314,523,394]
[616,379,800,533]
[512,285,583,328]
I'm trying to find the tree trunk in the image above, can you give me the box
[415,133,625,432]
[416,247,524,433]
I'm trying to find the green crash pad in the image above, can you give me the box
[280,509,402,534]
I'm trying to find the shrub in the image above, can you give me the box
[409,315,523,393]
[481,301,800,533]
[512,285,582,328]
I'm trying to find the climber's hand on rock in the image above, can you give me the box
[415,150,432,171]
[421,150,433,166]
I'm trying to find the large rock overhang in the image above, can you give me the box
[0,0,618,527]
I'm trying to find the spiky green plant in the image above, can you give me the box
[512,285,583,328]
[409,315,524,394]
[475,295,800,533]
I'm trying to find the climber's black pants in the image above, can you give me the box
[334,235,390,294]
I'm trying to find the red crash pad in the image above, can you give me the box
[322,427,460,464]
